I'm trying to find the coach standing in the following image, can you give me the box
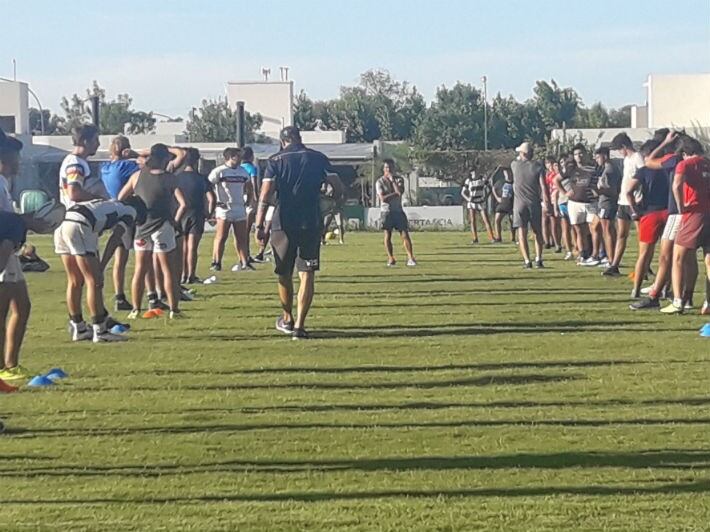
[255,127,341,340]
[511,142,551,269]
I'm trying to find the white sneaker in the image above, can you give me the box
[231,263,255,272]
[564,252,574,261]
[598,258,610,267]
[69,321,93,342]
[582,257,600,267]
[406,259,417,267]
[641,285,655,295]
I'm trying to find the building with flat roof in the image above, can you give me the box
[0,80,29,135]
[631,73,710,129]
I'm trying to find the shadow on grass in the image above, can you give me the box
[3,450,710,479]
[48,373,583,394]
[9,414,710,439]
[140,359,643,377]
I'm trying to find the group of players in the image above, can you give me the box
[0,122,708,389]
[0,125,352,388]
[461,130,710,315]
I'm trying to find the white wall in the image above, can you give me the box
[226,81,293,140]
[648,74,710,128]
[0,80,30,134]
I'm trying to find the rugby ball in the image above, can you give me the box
[30,200,66,234]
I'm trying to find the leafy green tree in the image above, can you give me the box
[414,82,485,150]
[186,98,264,143]
[532,79,581,131]
[293,90,317,130]
[58,81,156,134]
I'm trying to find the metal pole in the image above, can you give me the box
[482,75,488,151]
[235,101,246,148]
[90,96,100,130]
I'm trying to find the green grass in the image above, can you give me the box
[3,232,710,531]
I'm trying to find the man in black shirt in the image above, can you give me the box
[176,148,215,283]
[255,127,342,340]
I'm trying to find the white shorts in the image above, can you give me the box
[467,203,485,212]
[54,220,99,256]
[134,221,176,253]
[0,255,24,283]
[661,213,682,241]
[567,200,598,226]
[216,205,247,223]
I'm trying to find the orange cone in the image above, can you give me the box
[0,378,18,393]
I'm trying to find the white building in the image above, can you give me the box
[0,80,30,135]
[631,73,710,129]
[226,80,294,140]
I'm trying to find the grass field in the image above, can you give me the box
[3,232,710,531]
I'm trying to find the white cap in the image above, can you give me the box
[516,142,532,153]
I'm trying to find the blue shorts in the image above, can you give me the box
[558,203,569,220]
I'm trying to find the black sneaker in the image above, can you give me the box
[523,261,533,269]
[602,266,620,277]
[209,262,222,272]
[149,299,170,311]
[629,298,660,311]
[114,297,132,312]
[186,276,201,285]
[275,317,294,335]
[535,259,545,269]
[292,328,310,341]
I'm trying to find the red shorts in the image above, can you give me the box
[638,210,668,244]
[675,212,710,251]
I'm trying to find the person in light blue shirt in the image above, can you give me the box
[240,147,263,262]
[100,136,140,310]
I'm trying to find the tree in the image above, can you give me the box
[28,107,62,135]
[414,82,486,150]
[532,80,581,131]
[59,81,156,134]
[293,90,317,131]
[186,98,264,143]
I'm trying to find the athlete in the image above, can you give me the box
[377,159,416,266]
[461,171,494,243]
[119,144,187,319]
[255,126,341,340]
[661,135,710,315]
[241,147,261,261]
[511,142,551,268]
[626,140,669,300]
[55,198,143,341]
[176,148,215,284]
[492,169,515,242]
[208,147,254,272]
[55,125,113,340]
[603,132,645,276]
[0,129,53,381]
[101,135,140,311]
[594,147,620,267]
[321,173,346,244]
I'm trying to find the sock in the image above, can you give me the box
[92,311,109,325]
[70,314,83,325]
[115,293,127,301]
[534,256,541,262]
[148,292,158,302]
[673,297,683,308]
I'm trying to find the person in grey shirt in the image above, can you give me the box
[376,159,416,267]
[511,142,551,268]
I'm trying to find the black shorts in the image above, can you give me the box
[271,228,321,276]
[382,211,409,232]
[617,205,634,222]
[597,202,618,220]
[181,214,205,237]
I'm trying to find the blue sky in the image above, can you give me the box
[3,0,709,117]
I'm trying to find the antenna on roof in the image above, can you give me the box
[261,67,271,82]
[279,67,290,81]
